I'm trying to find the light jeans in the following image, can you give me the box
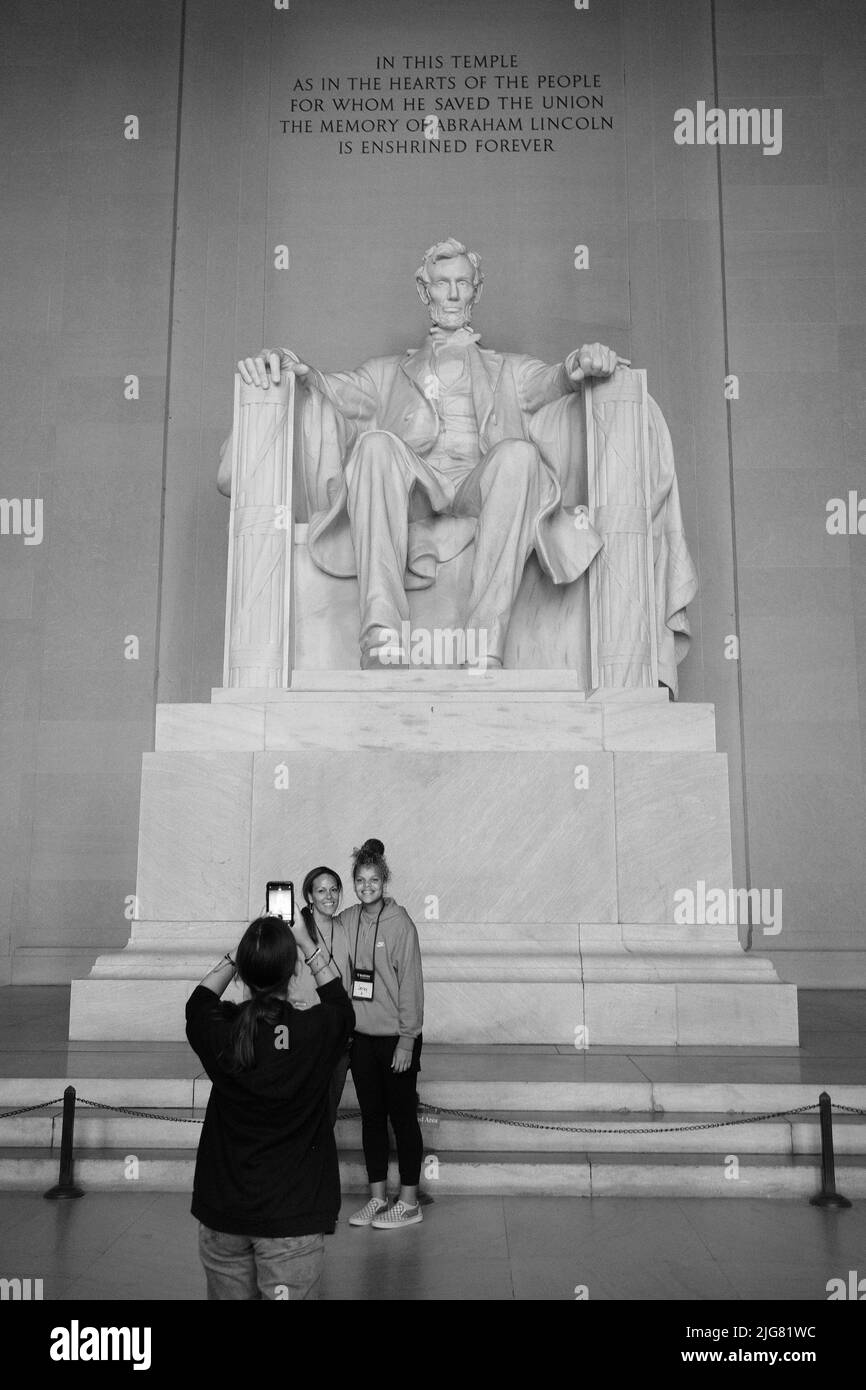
[198,1224,324,1300]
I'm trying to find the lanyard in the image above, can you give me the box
[352,902,384,985]
[311,911,336,966]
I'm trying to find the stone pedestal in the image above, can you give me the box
[69,677,799,1045]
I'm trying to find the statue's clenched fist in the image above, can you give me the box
[237,349,311,388]
[567,342,621,384]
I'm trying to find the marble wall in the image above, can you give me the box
[0,1,181,982]
[715,0,866,984]
[3,0,865,987]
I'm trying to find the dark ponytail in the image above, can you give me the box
[351,837,390,883]
[225,916,298,1072]
[300,902,317,940]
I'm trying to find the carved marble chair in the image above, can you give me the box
[222,370,661,688]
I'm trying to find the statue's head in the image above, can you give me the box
[415,237,484,331]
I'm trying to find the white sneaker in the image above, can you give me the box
[348,1196,389,1227]
[371,1200,423,1229]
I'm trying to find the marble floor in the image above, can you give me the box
[0,988,863,1301]
[1,1189,864,1301]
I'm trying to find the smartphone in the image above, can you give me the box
[266,881,295,923]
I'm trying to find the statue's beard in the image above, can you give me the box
[428,299,474,331]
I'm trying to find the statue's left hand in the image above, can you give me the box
[568,343,620,383]
[237,348,311,388]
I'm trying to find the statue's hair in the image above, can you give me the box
[415,238,484,301]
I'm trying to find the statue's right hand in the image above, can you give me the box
[237,349,310,388]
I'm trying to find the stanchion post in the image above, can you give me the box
[809,1090,851,1209]
[44,1085,85,1200]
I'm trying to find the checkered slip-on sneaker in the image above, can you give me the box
[348,1197,389,1227]
[371,1200,423,1229]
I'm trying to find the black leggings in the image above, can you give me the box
[349,1032,423,1186]
[328,1050,351,1129]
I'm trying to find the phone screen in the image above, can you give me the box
[266,881,294,922]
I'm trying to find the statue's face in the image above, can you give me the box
[423,254,477,330]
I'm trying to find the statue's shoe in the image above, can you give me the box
[460,655,503,670]
[360,644,408,670]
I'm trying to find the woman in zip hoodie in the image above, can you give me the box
[337,838,425,1230]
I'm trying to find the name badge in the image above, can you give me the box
[352,968,375,1001]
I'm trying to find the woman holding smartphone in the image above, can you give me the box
[185,911,353,1299]
[337,838,425,1230]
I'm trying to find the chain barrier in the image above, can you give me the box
[415,1100,825,1135]
[0,1096,66,1118]
[2,1093,864,1132]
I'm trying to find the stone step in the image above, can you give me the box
[68,974,799,1044]
[82,951,774,982]
[4,1147,865,1198]
[158,691,715,753]
[226,669,588,694]
[113,920,744,947]
[3,1057,862,1196]
[3,1108,865,1155]
[2,1071,862,1114]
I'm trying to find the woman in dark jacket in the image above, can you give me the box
[185,912,353,1300]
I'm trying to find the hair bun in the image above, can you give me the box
[362,838,385,855]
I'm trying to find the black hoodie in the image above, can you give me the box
[185,978,354,1237]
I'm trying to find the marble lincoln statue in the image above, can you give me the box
[220,236,697,683]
